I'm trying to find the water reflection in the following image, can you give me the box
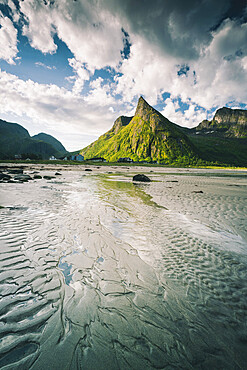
[58,257,73,285]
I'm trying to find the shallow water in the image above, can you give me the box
[0,169,247,369]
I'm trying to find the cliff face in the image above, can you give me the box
[80,97,198,162]
[196,107,247,137]
[112,116,133,134]
[214,107,247,125]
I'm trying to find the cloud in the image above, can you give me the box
[15,0,247,110]
[0,68,117,150]
[20,0,57,54]
[115,17,247,112]
[161,98,207,128]
[67,58,91,94]
[104,0,233,60]
[18,0,125,71]
[35,62,56,70]
[170,18,247,108]
[0,11,18,64]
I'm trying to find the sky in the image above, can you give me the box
[0,0,246,151]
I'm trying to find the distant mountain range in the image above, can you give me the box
[0,119,67,159]
[81,97,247,166]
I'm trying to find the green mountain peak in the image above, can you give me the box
[80,97,198,163]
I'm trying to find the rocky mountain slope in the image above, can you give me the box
[194,107,247,137]
[181,107,247,166]
[0,119,67,159]
[80,97,198,163]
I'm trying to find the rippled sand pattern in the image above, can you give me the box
[0,169,247,369]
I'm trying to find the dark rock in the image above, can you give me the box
[0,173,11,180]
[85,169,92,172]
[192,190,204,193]
[44,175,56,180]
[33,175,42,179]
[133,174,151,182]
[14,174,32,181]
[55,172,62,176]
[8,169,23,174]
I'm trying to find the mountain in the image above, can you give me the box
[194,107,247,138]
[0,119,67,159]
[32,133,66,153]
[80,97,198,163]
[183,107,247,166]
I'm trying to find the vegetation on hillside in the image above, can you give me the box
[81,97,198,164]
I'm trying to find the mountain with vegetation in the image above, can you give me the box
[80,97,198,164]
[0,119,67,159]
[194,107,247,137]
[182,107,247,166]
[32,132,66,153]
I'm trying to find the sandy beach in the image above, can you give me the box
[0,163,247,369]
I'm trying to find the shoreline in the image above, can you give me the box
[1,160,247,172]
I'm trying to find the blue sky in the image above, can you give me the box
[0,0,246,151]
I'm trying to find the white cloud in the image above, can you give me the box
[19,0,125,71]
[115,35,176,105]
[170,19,247,109]
[54,3,124,72]
[0,11,18,64]
[20,0,57,54]
[67,58,91,94]
[35,62,56,70]
[161,99,207,128]
[0,68,117,150]
[84,77,117,107]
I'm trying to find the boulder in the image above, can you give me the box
[14,174,32,181]
[33,175,42,179]
[8,169,23,174]
[132,174,151,182]
[44,175,56,180]
[0,173,11,181]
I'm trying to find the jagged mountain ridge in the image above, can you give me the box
[80,97,198,163]
[182,106,247,166]
[0,119,67,159]
[194,107,247,137]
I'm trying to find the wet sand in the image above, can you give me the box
[0,164,247,369]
